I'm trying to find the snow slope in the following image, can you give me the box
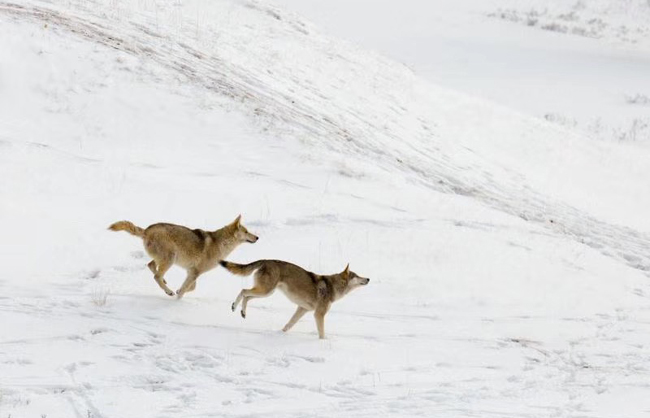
[273,0,650,148]
[2,1,650,417]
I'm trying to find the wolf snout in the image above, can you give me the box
[363,278,370,285]
[248,235,259,243]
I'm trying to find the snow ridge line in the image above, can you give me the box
[3,1,650,278]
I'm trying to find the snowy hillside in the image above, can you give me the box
[275,0,650,151]
[489,0,650,47]
[2,0,650,417]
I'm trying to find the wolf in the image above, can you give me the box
[108,215,258,298]
[220,259,369,339]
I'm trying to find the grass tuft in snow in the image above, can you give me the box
[90,285,111,307]
[625,93,650,106]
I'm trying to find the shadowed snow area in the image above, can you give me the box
[1,1,650,417]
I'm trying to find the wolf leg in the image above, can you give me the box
[282,306,308,332]
[148,260,167,284]
[240,287,273,318]
[153,258,175,296]
[176,268,199,299]
[314,304,330,339]
[232,289,245,312]
[314,313,325,339]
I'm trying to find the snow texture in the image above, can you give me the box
[1,0,650,417]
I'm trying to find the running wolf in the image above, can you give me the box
[108,215,258,298]
[220,259,369,339]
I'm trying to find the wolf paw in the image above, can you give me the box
[165,289,175,296]
[231,303,236,312]
[240,310,246,319]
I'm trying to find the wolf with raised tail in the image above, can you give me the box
[220,259,369,339]
[108,215,258,298]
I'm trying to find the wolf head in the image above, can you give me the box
[340,263,370,291]
[231,214,259,243]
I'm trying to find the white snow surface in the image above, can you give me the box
[273,0,650,149]
[1,1,650,417]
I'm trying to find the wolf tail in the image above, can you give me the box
[108,220,145,238]
[220,260,265,276]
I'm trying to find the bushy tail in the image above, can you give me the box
[108,220,145,238]
[220,260,265,276]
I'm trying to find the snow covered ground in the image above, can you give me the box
[274,0,650,148]
[1,0,650,417]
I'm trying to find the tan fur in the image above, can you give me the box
[108,221,144,237]
[221,260,369,339]
[109,215,258,298]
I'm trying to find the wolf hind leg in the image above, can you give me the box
[232,289,245,312]
[152,257,175,297]
[232,272,276,315]
[237,286,273,318]
[147,260,167,284]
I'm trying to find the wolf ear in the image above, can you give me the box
[342,263,350,277]
[233,214,242,227]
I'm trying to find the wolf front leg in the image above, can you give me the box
[176,268,199,299]
[282,306,308,332]
[313,304,330,339]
